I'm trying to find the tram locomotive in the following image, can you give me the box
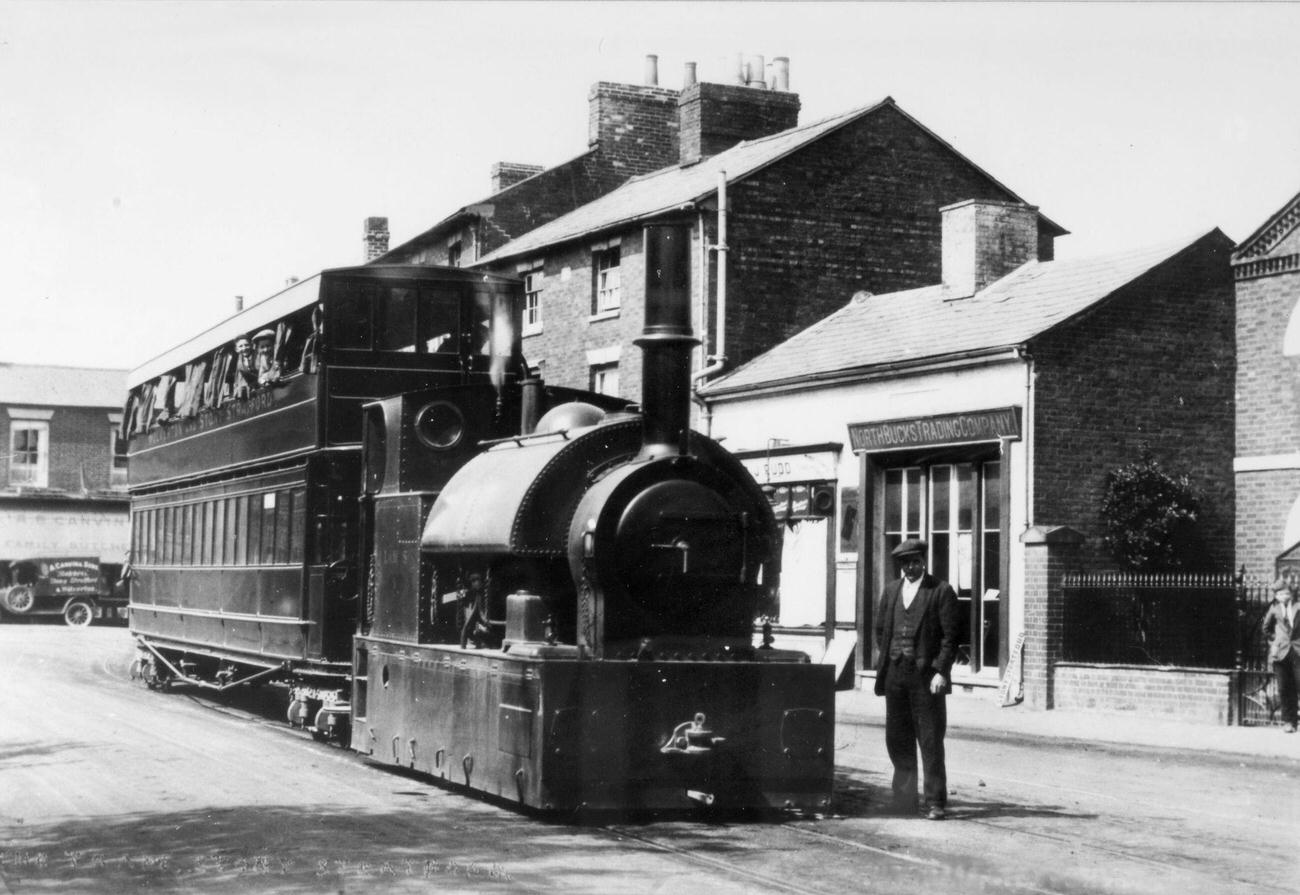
[125,223,834,813]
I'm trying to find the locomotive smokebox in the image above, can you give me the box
[637,224,699,458]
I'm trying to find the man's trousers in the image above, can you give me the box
[884,657,948,809]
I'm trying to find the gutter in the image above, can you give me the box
[701,345,1026,402]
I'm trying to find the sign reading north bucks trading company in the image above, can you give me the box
[848,407,1021,452]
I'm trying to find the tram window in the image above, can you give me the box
[242,495,258,566]
[274,491,292,563]
[258,493,277,564]
[211,500,225,566]
[200,501,212,565]
[375,287,419,352]
[331,283,375,350]
[224,497,238,565]
[182,504,194,566]
[420,288,460,354]
[289,488,306,560]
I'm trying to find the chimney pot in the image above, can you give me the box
[644,54,659,86]
[733,52,747,85]
[773,57,790,92]
[746,54,766,88]
[683,61,697,88]
[235,295,244,312]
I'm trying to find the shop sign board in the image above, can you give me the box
[738,451,838,485]
[849,407,1021,453]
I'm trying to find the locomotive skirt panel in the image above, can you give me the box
[354,638,835,812]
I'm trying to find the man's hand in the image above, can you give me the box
[929,674,947,695]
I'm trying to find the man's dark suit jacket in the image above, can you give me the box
[873,573,960,696]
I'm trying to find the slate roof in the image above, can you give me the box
[0,363,128,409]
[474,98,1064,267]
[703,229,1227,396]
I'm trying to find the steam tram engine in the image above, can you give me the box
[124,224,834,813]
[357,226,833,811]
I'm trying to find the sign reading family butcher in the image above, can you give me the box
[848,407,1021,452]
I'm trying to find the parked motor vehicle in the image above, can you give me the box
[0,557,129,627]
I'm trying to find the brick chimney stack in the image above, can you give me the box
[490,162,545,193]
[587,71,681,177]
[678,54,799,166]
[364,216,389,262]
[940,200,1040,297]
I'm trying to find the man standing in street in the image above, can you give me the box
[874,539,960,819]
[1263,577,1300,733]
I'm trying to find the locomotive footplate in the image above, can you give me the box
[352,638,835,813]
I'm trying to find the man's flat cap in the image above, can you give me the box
[892,538,928,559]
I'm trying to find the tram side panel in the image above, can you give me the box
[129,453,360,668]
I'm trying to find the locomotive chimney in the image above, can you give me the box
[636,224,698,458]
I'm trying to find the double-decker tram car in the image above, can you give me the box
[123,227,835,814]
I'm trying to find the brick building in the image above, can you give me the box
[1233,190,1300,579]
[698,204,1235,698]
[381,57,1064,401]
[377,61,687,269]
[0,363,131,577]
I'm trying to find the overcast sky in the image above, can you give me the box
[3,1,1298,374]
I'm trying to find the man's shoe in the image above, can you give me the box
[1284,724,1297,733]
[926,806,946,820]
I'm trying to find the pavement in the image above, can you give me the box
[836,685,1300,761]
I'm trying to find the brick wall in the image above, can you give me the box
[1235,266,1300,573]
[1235,469,1300,577]
[719,103,1047,368]
[1029,234,1237,570]
[1021,526,1081,709]
[516,236,649,397]
[1053,663,1234,725]
[4,405,122,493]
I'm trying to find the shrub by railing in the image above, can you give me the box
[1061,572,1237,668]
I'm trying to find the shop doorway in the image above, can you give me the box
[883,460,1002,673]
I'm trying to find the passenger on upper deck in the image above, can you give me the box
[254,329,281,387]
[233,336,258,399]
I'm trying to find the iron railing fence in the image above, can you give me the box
[1234,574,1280,727]
[1060,571,1282,726]
[1061,572,1237,668]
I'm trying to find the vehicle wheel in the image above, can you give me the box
[63,600,94,628]
[2,585,34,614]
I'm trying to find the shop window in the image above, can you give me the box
[9,420,48,487]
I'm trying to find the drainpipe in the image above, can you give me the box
[1020,345,1034,527]
[692,169,729,434]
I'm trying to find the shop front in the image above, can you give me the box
[850,408,1020,681]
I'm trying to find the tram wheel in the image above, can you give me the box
[63,600,94,628]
